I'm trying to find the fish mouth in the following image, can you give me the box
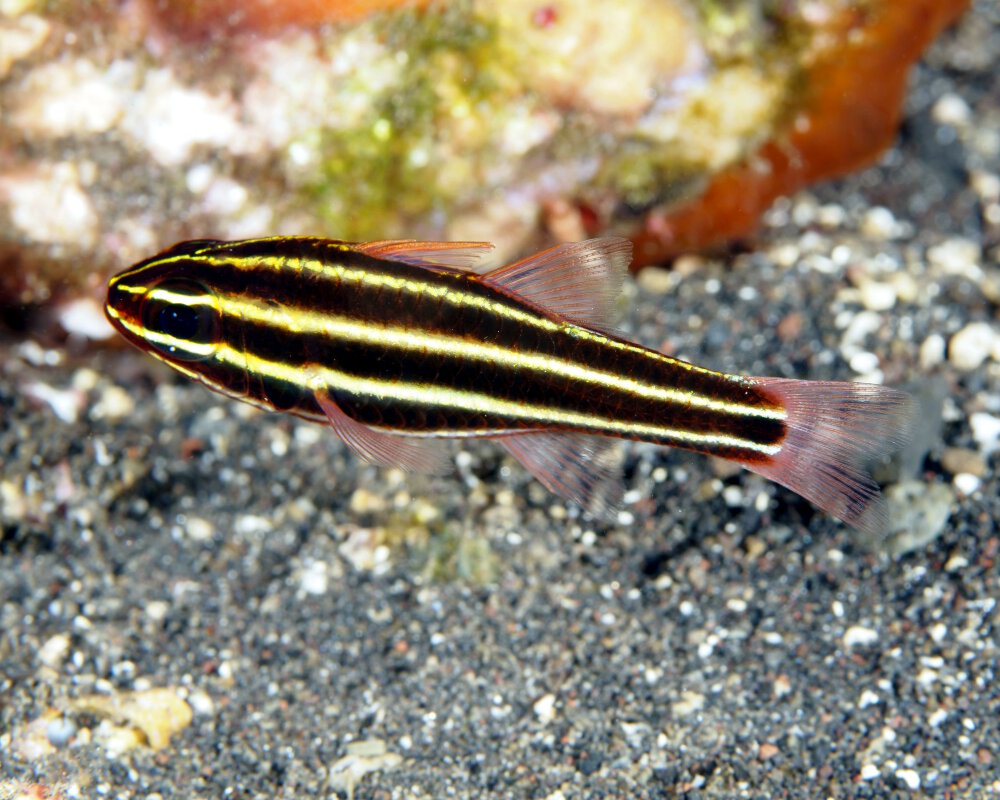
[104,276,146,347]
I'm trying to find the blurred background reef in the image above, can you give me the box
[0,0,970,332]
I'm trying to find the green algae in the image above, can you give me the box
[302,4,516,241]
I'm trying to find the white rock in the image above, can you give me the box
[859,280,897,311]
[953,472,981,496]
[0,13,49,78]
[919,334,946,369]
[38,633,71,668]
[185,516,215,542]
[932,93,971,127]
[860,763,880,781]
[23,381,82,424]
[671,690,705,717]
[533,693,557,724]
[90,385,136,422]
[895,768,921,790]
[12,58,132,136]
[858,689,880,709]
[949,322,1000,371]
[927,238,981,279]
[297,559,329,596]
[861,206,898,240]
[843,625,879,648]
[122,68,246,166]
[59,297,115,340]
[970,412,1000,457]
[849,350,881,374]
[840,311,882,347]
[928,708,948,728]
[0,161,98,248]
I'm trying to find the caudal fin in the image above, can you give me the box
[740,378,915,536]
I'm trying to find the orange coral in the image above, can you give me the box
[630,0,972,267]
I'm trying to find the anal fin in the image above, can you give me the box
[316,391,452,474]
[496,431,625,521]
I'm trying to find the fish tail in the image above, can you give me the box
[738,378,915,535]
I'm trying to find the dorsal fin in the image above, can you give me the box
[355,240,495,271]
[480,237,632,331]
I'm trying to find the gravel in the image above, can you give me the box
[2,5,999,799]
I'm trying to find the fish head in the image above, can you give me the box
[106,240,223,360]
[105,240,250,398]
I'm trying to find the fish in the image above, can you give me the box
[104,236,913,533]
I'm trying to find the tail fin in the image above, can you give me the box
[741,378,915,536]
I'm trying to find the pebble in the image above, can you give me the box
[919,333,946,369]
[940,447,987,477]
[944,552,969,572]
[858,280,897,311]
[37,633,71,669]
[843,625,879,648]
[23,380,83,424]
[671,690,705,717]
[840,310,882,347]
[860,763,880,781]
[953,472,981,496]
[297,559,329,596]
[184,516,215,542]
[948,321,1000,371]
[59,297,116,340]
[636,266,678,294]
[327,739,403,795]
[860,206,898,240]
[45,716,77,748]
[932,92,972,127]
[970,412,1000,457]
[339,527,391,574]
[895,768,921,790]
[849,350,881,374]
[927,237,981,279]
[533,693,557,724]
[89,385,136,422]
[186,690,215,717]
[350,487,387,514]
[858,689,880,709]
[758,742,779,760]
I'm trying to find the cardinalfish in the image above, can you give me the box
[105,236,912,533]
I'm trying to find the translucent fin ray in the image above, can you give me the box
[316,391,452,474]
[355,240,495,271]
[481,237,632,331]
[496,431,624,521]
[740,379,915,536]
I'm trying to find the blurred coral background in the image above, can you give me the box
[0,0,969,332]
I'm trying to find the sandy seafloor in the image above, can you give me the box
[2,6,1000,799]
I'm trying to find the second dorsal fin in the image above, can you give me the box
[480,237,632,331]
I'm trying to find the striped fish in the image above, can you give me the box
[105,236,912,533]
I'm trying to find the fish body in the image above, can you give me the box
[105,236,911,532]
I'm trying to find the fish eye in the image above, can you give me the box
[141,279,220,362]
